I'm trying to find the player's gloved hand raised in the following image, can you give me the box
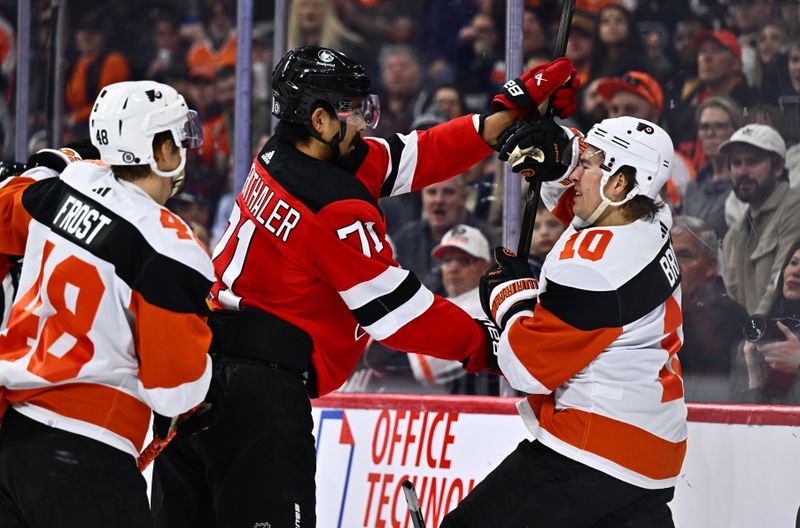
[492,57,580,120]
[480,247,539,329]
[27,138,100,173]
[496,117,572,183]
[462,318,502,375]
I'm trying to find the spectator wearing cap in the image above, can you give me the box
[683,96,744,239]
[65,14,131,134]
[720,124,800,315]
[671,216,747,402]
[407,224,497,395]
[672,30,760,172]
[596,70,695,208]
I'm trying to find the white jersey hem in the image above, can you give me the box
[516,398,678,490]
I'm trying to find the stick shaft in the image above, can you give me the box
[516,0,576,257]
[402,480,426,528]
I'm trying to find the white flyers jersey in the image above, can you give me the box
[0,162,214,457]
[499,192,687,489]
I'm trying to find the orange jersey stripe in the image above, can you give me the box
[528,394,686,481]
[508,305,622,391]
[6,383,151,450]
[0,176,35,255]
[129,290,211,390]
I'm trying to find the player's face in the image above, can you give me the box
[569,145,606,221]
[729,144,781,205]
[672,230,716,305]
[438,248,489,298]
[783,249,800,301]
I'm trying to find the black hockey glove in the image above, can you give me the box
[462,318,502,375]
[480,247,539,329]
[495,117,571,182]
[26,138,100,173]
[152,378,224,441]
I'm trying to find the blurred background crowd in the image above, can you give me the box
[1,0,800,404]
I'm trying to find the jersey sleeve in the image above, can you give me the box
[498,266,623,394]
[309,199,485,362]
[130,243,214,417]
[348,115,494,200]
[0,167,60,256]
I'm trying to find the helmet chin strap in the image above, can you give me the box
[581,171,639,226]
[306,119,347,161]
[150,147,187,197]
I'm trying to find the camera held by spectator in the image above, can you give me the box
[744,314,800,343]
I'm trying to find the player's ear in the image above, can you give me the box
[310,107,329,134]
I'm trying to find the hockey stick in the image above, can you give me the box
[516,0,577,257]
[402,480,427,528]
[137,403,206,472]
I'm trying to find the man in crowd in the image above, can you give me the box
[672,215,747,401]
[721,123,800,315]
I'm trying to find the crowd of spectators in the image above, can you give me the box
[2,0,800,402]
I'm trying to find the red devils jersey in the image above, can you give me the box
[209,115,494,396]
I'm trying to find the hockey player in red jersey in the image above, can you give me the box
[152,46,579,527]
[0,81,211,528]
[442,116,687,527]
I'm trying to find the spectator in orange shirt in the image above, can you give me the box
[65,14,131,135]
[186,0,237,73]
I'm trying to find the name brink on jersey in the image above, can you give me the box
[240,160,301,243]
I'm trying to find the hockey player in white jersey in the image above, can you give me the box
[443,116,687,527]
[0,81,212,528]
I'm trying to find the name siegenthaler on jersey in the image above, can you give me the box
[241,161,301,243]
[53,194,113,244]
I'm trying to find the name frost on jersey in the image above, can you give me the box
[241,164,301,243]
[52,194,113,245]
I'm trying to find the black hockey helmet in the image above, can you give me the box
[271,46,378,128]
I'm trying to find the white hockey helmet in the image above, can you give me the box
[89,81,202,194]
[581,116,673,224]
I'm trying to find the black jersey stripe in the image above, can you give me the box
[350,272,422,327]
[379,135,408,198]
[21,177,211,314]
[541,239,680,331]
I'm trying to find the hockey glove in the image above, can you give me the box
[27,138,100,173]
[462,318,502,375]
[492,57,580,120]
[480,247,539,329]
[496,117,572,182]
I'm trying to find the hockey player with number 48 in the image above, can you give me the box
[442,116,688,527]
[0,81,212,528]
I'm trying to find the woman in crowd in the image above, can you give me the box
[589,4,649,80]
[738,238,800,404]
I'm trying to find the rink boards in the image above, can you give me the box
[313,394,800,528]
